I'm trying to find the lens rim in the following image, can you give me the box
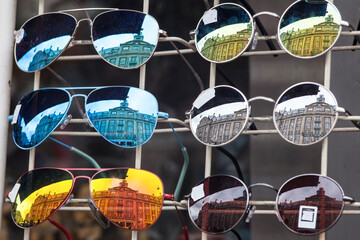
[277,0,342,59]
[12,88,72,150]
[188,174,249,234]
[89,167,165,230]
[14,12,77,72]
[194,3,255,64]
[272,81,339,146]
[91,9,160,70]
[84,86,159,148]
[275,173,345,235]
[189,85,250,147]
[10,168,75,229]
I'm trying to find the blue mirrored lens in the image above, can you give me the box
[12,89,70,149]
[85,87,158,148]
[15,13,76,72]
[92,10,159,69]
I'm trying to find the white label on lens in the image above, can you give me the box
[14,29,25,44]
[202,9,218,25]
[8,183,21,203]
[11,104,21,125]
[298,205,317,229]
[191,184,205,201]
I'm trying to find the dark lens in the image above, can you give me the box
[9,169,73,227]
[85,87,158,148]
[15,13,76,72]
[90,168,164,230]
[278,1,342,58]
[273,82,338,146]
[189,85,249,146]
[195,3,253,63]
[276,174,344,235]
[188,175,248,234]
[92,10,159,69]
[12,89,70,149]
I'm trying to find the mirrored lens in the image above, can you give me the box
[92,10,159,69]
[278,0,342,58]
[273,83,338,146]
[188,175,248,234]
[276,174,344,235]
[15,13,76,72]
[90,168,163,230]
[85,87,158,148]
[195,3,253,63]
[10,169,73,227]
[189,85,249,146]
[12,89,70,149]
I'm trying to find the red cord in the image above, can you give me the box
[47,218,72,240]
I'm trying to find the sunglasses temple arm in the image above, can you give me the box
[169,122,189,201]
[48,137,101,168]
[168,40,205,92]
[88,197,110,228]
[215,147,245,182]
[344,109,360,129]
[231,229,244,240]
[47,218,72,240]
[344,20,360,47]
[174,206,189,240]
[343,196,356,203]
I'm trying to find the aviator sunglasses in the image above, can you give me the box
[188,173,354,236]
[14,9,162,72]
[11,86,168,149]
[186,82,360,147]
[7,167,173,231]
[191,0,359,63]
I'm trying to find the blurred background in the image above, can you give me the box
[2,0,360,239]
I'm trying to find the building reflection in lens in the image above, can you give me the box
[277,175,343,234]
[189,176,248,233]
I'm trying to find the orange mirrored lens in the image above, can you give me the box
[10,169,73,227]
[90,168,164,230]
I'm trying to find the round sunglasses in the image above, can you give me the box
[11,86,168,149]
[14,9,162,72]
[188,174,354,236]
[186,82,359,147]
[191,0,355,62]
[7,167,172,231]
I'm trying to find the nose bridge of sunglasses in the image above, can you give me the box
[251,11,281,50]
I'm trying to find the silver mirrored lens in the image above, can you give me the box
[188,175,248,234]
[195,3,253,63]
[85,87,159,148]
[15,13,76,72]
[189,85,249,146]
[273,82,338,146]
[92,10,159,69]
[12,89,70,149]
[276,174,344,235]
[278,0,342,58]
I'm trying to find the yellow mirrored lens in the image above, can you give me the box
[11,170,73,227]
[91,169,163,230]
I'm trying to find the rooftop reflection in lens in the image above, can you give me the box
[278,1,341,58]
[195,3,253,63]
[274,83,338,145]
[92,11,159,69]
[86,87,159,148]
[276,175,344,235]
[189,86,249,146]
[188,175,248,234]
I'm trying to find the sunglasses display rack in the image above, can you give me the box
[2,0,360,240]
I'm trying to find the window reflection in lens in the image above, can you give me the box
[190,86,248,146]
[15,13,76,72]
[85,87,158,148]
[11,169,73,227]
[90,169,164,230]
[195,4,253,63]
[12,89,70,149]
[278,1,341,58]
[274,83,338,145]
[188,175,248,234]
[276,175,344,235]
[92,11,159,69]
